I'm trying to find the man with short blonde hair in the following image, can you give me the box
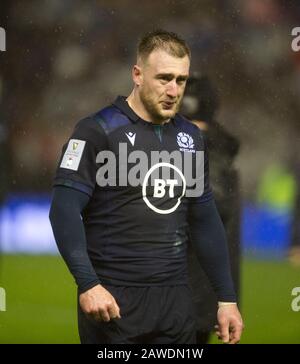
[50,30,243,344]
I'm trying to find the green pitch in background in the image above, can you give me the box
[0,255,299,344]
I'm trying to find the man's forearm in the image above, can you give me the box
[49,186,100,293]
[188,198,236,302]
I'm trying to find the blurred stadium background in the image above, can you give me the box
[1,0,300,343]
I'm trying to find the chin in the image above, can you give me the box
[159,108,176,119]
[162,110,176,119]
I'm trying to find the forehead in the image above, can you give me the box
[145,49,190,76]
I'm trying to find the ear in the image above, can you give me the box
[132,65,143,86]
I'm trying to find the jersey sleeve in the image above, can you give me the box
[53,116,107,196]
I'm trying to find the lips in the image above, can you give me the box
[162,101,175,109]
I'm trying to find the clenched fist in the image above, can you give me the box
[79,284,121,322]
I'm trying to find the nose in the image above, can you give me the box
[166,80,178,98]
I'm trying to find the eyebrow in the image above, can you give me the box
[156,73,189,81]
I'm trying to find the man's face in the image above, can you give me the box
[136,50,190,122]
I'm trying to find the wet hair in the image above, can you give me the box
[137,29,191,63]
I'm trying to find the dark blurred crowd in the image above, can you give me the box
[1,0,300,197]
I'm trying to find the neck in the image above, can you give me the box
[126,89,169,125]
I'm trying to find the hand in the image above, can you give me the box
[215,304,244,344]
[79,284,121,322]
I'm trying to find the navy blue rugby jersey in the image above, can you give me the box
[54,96,212,286]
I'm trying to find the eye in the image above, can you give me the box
[177,78,187,85]
[156,74,173,84]
[160,76,171,83]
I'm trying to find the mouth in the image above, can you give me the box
[161,101,176,110]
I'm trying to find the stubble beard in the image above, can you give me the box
[140,87,179,123]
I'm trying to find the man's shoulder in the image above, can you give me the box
[74,103,131,136]
[175,113,205,139]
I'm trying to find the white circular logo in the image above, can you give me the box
[142,162,186,214]
[177,132,194,149]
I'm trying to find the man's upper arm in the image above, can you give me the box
[54,117,107,196]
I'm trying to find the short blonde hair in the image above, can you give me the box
[137,29,191,63]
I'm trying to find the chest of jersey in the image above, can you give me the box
[95,120,205,215]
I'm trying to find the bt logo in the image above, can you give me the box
[143,163,186,215]
[153,179,178,198]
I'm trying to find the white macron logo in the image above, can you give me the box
[125,132,136,146]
